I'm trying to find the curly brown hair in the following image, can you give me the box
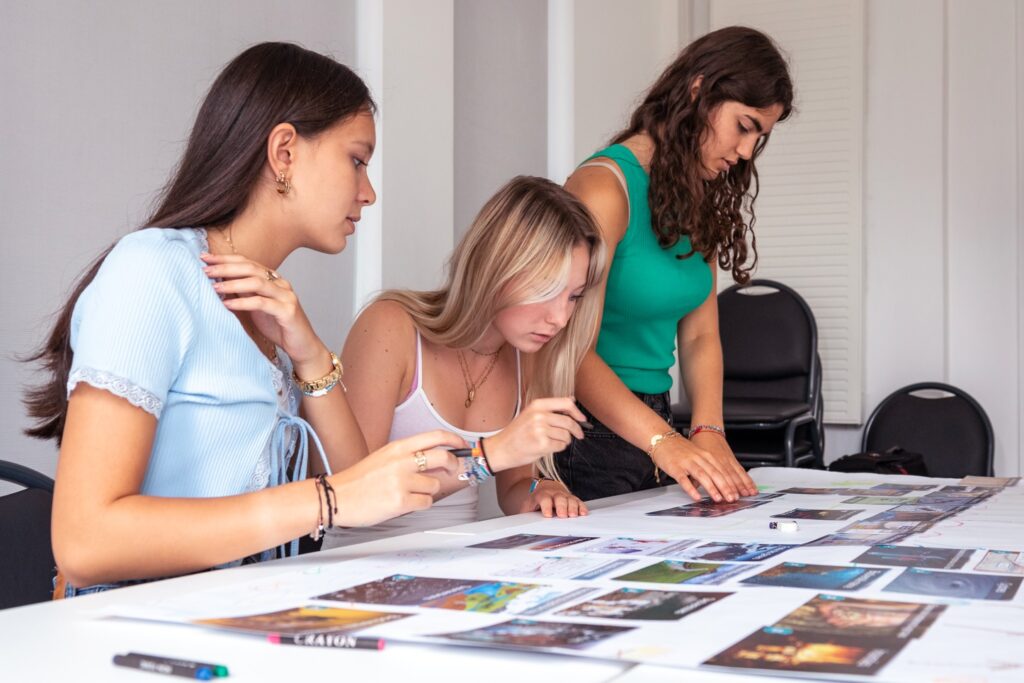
[613,26,793,283]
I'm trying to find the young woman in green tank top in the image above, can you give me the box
[556,27,794,503]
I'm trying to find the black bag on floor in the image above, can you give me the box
[828,446,928,476]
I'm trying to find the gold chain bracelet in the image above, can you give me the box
[293,351,345,397]
[646,430,681,484]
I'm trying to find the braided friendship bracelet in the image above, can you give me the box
[457,440,494,487]
[310,474,339,541]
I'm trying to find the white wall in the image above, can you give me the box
[857,0,1022,475]
[3,1,1021,497]
[0,1,358,493]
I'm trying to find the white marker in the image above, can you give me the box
[769,520,799,533]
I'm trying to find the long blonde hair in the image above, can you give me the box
[377,175,605,479]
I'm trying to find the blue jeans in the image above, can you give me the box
[555,391,677,501]
[56,548,275,598]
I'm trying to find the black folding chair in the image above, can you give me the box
[673,279,824,468]
[0,460,56,609]
[862,382,994,478]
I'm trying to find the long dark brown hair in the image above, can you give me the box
[24,42,375,443]
[613,26,793,283]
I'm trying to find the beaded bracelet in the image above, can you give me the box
[457,442,493,487]
[690,424,726,438]
[529,477,553,494]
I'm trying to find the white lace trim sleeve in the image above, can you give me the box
[67,368,164,418]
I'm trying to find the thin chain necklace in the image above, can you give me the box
[214,226,278,362]
[456,345,504,408]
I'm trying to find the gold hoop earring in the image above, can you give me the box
[275,171,292,196]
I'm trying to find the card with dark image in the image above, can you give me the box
[614,560,751,585]
[806,531,913,547]
[433,618,634,650]
[675,542,797,563]
[647,500,768,517]
[469,534,559,550]
[772,508,863,521]
[843,496,921,505]
[556,588,731,620]
[853,545,974,570]
[883,567,1023,601]
[705,627,904,675]
[865,509,946,523]
[871,483,937,492]
[527,535,598,551]
[774,594,946,639]
[741,562,889,591]
[319,575,484,605]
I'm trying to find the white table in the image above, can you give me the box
[1,468,1020,682]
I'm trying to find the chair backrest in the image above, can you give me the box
[719,279,818,404]
[0,461,56,609]
[861,383,995,478]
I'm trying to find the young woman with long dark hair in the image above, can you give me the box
[557,26,795,503]
[24,43,465,595]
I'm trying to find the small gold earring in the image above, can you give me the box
[275,171,292,196]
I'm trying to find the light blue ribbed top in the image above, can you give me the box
[67,227,329,560]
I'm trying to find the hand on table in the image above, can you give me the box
[651,432,756,503]
[689,431,758,497]
[519,479,589,518]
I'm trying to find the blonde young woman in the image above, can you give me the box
[322,176,605,548]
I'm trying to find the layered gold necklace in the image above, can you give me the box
[456,344,504,408]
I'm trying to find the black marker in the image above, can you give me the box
[113,654,213,680]
[268,632,384,650]
[125,653,229,678]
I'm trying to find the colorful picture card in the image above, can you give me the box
[673,542,797,563]
[556,588,731,621]
[974,550,1024,576]
[614,560,751,586]
[705,627,904,676]
[852,545,974,570]
[193,605,409,636]
[774,594,946,640]
[319,574,540,613]
[883,567,1023,601]
[579,537,699,557]
[772,508,863,521]
[432,618,634,651]
[741,562,889,591]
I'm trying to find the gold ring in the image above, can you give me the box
[266,269,279,281]
[413,451,428,472]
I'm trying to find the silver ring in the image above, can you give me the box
[266,269,279,281]
[413,451,428,472]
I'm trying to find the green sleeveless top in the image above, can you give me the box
[589,144,713,394]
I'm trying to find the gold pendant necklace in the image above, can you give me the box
[457,346,503,408]
[214,226,278,362]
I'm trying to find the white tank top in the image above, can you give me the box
[323,330,521,549]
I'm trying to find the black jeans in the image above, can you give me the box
[555,391,677,501]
